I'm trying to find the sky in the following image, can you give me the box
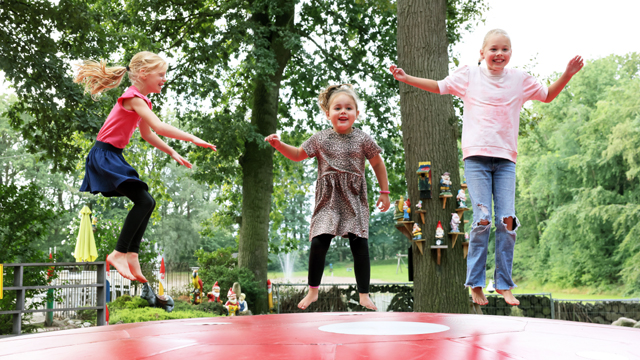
[452,0,640,79]
[2,0,639,90]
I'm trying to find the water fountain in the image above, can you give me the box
[277,251,298,282]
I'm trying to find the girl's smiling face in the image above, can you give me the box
[480,34,512,71]
[140,66,168,94]
[326,93,359,134]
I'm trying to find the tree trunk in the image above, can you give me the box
[397,0,469,313]
[238,2,294,314]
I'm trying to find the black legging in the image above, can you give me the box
[308,233,371,293]
[114,181,156,254]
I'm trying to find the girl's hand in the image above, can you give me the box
[192,137,217,151]
[565,56,584,76]
[264,134,282,149]
[376,194,390,212]
[171,151,193,169]
[389,65,407,82]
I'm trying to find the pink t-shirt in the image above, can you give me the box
[96,86,152,149]
[438,65,548,163]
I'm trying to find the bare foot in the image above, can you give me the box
[126,252,147,283]
[298,287,319,310]
[496,289,520,306]
[107,251,135,280]
[359,293,377,311]
[470,287,488,305]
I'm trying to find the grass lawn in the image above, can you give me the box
[268,259,635,300]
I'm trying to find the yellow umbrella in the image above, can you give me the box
[75,206,98,262]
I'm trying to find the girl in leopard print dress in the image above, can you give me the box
[265,84,390,310]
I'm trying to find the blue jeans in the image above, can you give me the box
[464,156,519,290]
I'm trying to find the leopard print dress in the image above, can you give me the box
[302,128,382,241]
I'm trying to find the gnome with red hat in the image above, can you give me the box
[224,288,239,316]
[435,221,445,246]
[207,281,223,303]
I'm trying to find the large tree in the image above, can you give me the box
[396,0,479,313]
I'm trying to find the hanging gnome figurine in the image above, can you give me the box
[439,172,452,196]
[225,288,239,316]
[456,189,467,209]
[450,213,461,233]
[207,281,223,303]
[435,221,445,245]
[412,223,422,240]
[403,198,411,221]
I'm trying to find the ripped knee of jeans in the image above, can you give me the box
[472,218,491,231]
[499,215,520,232]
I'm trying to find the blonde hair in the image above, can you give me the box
[478,29,511,65]
[74,51,167,100]
[317,84,360,114]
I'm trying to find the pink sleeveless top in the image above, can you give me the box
[96,86,152,149]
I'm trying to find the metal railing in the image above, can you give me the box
[0,262,107,336]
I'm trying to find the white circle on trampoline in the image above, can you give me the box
[576,352,629,360]
[318,321,449,335]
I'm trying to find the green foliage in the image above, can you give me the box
[108,299,219,324]
[195,248,266,313]
[0,182,57,335]
[514,53,640,296]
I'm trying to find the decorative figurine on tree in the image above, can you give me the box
[403,198,411,221]
[439,172,452,196]
[207,281,223,303]
[451,213,461,233]
[416,161,432,199]
[191,269,204,305]
[456,189,467,209]
[393,198,404,222]
[435,221,445,245]
[417,200,422,210]
[412,223,422,240]
[225,288,239,316]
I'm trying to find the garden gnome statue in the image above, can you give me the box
[439,173,452,196]
[393,199,404,222]
[456,189,467,208]
[238,293,251,315]
[412,223,422,240]
[403,198,411,221]
[450,213,461,233]
[435,221,445,245]
[207,281,222,303]
[225,288,239,316]
[141,282,175,312]
[416,200,422,210]
[416,161,432,199]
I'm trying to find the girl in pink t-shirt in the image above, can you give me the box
[389,29,583,306]
[75,51,216,282]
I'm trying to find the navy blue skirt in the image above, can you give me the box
[79,141,148,197]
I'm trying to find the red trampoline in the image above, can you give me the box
[1,312,638,360]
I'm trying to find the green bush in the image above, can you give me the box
[108,299,221,324]
[108,295,149,311]
[77,306,97,321]
[195,248,266,313]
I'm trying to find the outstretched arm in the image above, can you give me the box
[369,154,390,212]
[264,134,308,162]
[130,97,216,151]
[544,56,584,103]
[139,121,192,168]
[389,65,440,94]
